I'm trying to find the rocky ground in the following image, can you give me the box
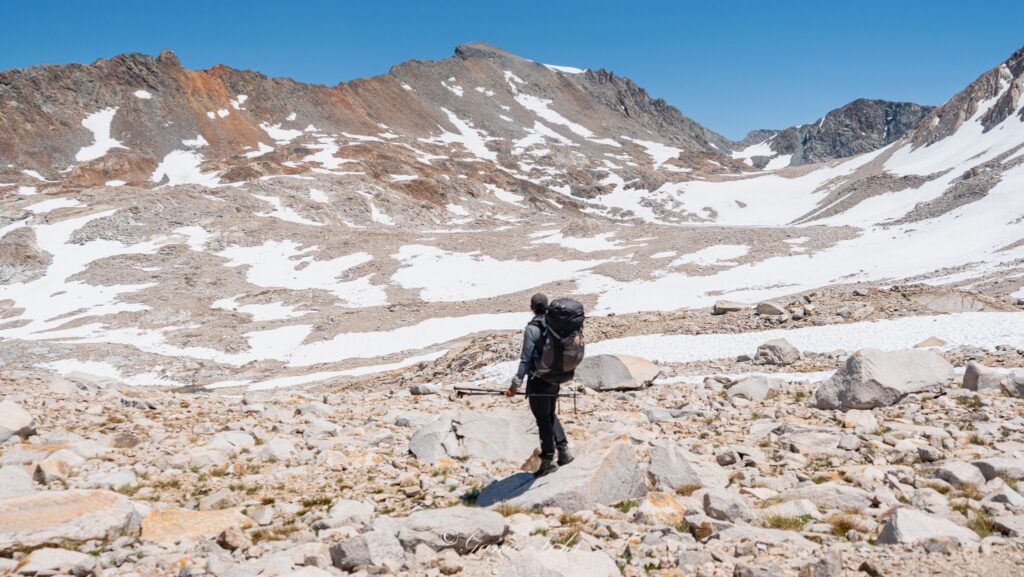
[3,288,1024,577]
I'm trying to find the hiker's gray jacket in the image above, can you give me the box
[516,314,545,381]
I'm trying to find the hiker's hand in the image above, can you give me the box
[506,377,521,397]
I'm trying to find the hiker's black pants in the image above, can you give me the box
[527,378,567,458]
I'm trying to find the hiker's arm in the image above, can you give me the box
[515,324,541,382]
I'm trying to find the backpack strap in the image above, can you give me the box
[527,318,546,377]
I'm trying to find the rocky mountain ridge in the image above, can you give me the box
[1,41,934,195]
[0,43,735,186]
[736,99,934,168]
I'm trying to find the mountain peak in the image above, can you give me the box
[453,42,525,62]
[157,49,180,67]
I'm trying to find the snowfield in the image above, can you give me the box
[218,241,387,308]
[392,244,607,302]
[479,312,1024,382]
[580,160,1024,314]
[589,312,1024,364]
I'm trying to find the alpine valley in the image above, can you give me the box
[2,41,1024,577]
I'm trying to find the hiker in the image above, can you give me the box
[506,293,585,477]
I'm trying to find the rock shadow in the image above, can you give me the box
[476,472,536,507]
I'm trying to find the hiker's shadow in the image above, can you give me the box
[476,472,535,507]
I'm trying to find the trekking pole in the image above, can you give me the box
[450,387,581,417]
[451,386,575,399]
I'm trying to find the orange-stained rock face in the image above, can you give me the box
[635,491,687,525]
[0,490,141,552]
[141,507,254,545]
[0,489,124,530]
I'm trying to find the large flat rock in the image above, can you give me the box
[0,399,35,443]
[330,529,405,570]
[973,457,1024,481]
[409,410,537,464]
[715,526,817,549]
[574,354,661,391]
[877,508,979,544]
[456,410,537,462]
[911,292,1002,313]
[499,548,621,577]
[813,348,955,410]
[648,442,729,491]
[141,507,253,546]
[0,489,140,553]
[477,435,646,513]
[0,465,35,500]
[396,506,507,554]
[778,482,873,511]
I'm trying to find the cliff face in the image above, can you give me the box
[737,99,934,168]
[909,46,1024,148]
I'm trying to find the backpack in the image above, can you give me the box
[531,298,586,384]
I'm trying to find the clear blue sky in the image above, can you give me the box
[3,0,1022,139]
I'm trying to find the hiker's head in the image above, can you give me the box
[530,293,548,314]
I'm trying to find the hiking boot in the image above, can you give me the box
[534,458,559,478]
[557,447,574,466]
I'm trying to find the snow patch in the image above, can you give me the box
[484,183,524,205]
[764,154,793,170]
[25,198,83,214]
[150,150,221,187]
[531,231,632,253]
[43,359,181,387]
[442,78,464,97]
[446,204,469,216]
[370,203,394,226]
[391,244,606,302]
[670,244,749,267]
[253,194,322,226]
[182,134,208,148]
[730,139,776,165]
[245,142,275,158]
[516,93,618,147]
[212,295,308,322]
[75,108,126,162]
[621,136,682,168]
[174,226,213,251]
[544,63,586,74]
[260,122,303,144]
[0,210,161,339]
[218,240,386,308]
[419,108,497,162]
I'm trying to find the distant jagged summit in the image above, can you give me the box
[733,99,934,168]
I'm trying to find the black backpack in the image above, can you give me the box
[531,298,586,384]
